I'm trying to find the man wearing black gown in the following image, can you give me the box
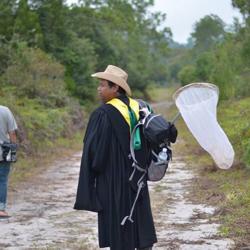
[74,65,157,250]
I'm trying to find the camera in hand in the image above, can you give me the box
[0,142,17,162]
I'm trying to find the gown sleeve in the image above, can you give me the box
[74,107,111,212]
[87,109,112,173]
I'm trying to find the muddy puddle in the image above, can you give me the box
[0,151,235,249]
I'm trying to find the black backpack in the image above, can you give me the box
[130,100,177,182]
[121,100,178,226]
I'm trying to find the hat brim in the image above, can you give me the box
[91,72,132,96]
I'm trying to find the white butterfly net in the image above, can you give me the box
[173,83,235,169]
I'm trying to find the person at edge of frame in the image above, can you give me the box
[0,105,18,218]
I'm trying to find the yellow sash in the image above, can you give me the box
[107,98,139,129]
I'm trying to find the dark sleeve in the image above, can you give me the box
[74,108,111,212]
[86,108,112,173]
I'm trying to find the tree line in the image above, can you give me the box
[0,0,171,103]
[1,0,248,102]
[167,0,250,100]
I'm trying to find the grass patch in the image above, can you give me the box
[147,85,179,103]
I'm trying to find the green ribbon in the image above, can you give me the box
[128,106,141,150]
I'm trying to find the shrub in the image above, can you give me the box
[2,44,67,106]
[178,65,197,86]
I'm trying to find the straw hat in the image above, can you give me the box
[91,65,132,96]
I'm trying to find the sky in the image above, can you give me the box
[150,0,243,43]
[67,0,243,44]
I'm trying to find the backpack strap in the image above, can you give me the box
[137,99,153,113]
[121,99,154,226]
[121,179,145,225]
[121,119,148,226]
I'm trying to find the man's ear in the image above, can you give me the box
[112,84,119,93]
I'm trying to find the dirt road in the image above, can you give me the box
[0,151,234,250]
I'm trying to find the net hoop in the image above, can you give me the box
[173,82,219,101]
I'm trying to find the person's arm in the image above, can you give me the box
[5,107,18,144]
[74,108,107,212]
[9,130,17,144]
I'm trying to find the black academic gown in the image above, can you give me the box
[74,97,157,250]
